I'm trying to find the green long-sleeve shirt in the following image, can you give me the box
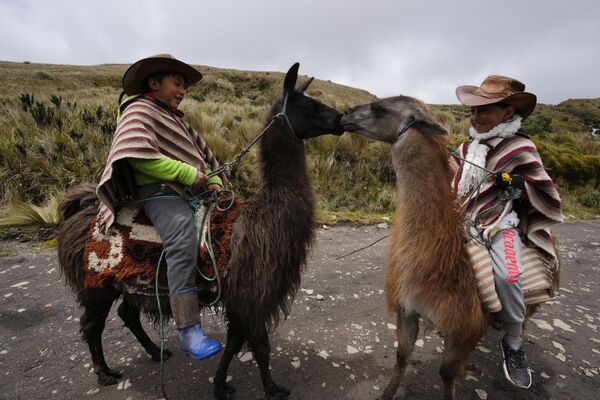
[127,157,223,187]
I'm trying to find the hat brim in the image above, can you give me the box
[122,57,202,95]
[456,85,537,118]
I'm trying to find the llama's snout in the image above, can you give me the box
[340,114,352,131]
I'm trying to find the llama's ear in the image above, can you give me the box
[284,63,300,93]
[397,110,447,136]
[396,115,417,137]
[297,77,314,93]
[415,116,448,136]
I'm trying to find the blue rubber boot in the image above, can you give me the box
[179,324,222,360]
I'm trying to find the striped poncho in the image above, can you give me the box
[96,96,221,232]
[451,132,563,261]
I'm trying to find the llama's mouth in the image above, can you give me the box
[340,115,357,132]
[340,116,372,136]
[332,114,344,135]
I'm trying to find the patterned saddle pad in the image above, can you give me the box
[466,238,559,313]
[83,199,241,296]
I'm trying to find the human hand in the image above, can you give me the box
[494,171,524,190]
[192,170,208,189]
[207,183,222,192]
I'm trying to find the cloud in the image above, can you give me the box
[0,0,598,104]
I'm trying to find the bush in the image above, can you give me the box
[523,113,552,136]
[34,71,52,80]
[533,139,600,186]
[577,190,600,209]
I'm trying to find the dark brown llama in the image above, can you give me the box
[341,96,540,400]
[56,63,343,400]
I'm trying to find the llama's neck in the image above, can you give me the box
[388,131,466,276]
[391,131,458,227]
[225,118,315,333]
[258,120,312,199]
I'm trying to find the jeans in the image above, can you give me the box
[136,184,199,298]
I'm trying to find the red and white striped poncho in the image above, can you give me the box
[451,132,563,261]
[96,96,220,232]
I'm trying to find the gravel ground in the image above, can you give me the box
[0,220,598,400]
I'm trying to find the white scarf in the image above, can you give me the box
[457,116,522,197]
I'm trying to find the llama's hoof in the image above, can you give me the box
[150,348,172,362]
[265,384,291,399]
[214,382,236,399]
[97,369,122,386]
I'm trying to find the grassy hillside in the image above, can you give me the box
[0,60,599,229]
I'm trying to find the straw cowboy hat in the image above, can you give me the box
[456,75,537,118]
[122,54,203,95]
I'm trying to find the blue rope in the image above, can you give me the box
[155,250,169,399]
[135,191,226,398]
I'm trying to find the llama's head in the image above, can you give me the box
[341,96,447,144]
[277,63,344,139]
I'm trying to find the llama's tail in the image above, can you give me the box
[58,183,99,223]
[56,183,99,299]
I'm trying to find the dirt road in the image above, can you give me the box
[1,221,598,399]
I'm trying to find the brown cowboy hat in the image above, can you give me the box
[122,54,203,95]
[455,75,537,118]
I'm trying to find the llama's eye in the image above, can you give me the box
[304,101,319,111]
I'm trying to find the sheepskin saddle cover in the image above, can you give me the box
[83,200,241,295]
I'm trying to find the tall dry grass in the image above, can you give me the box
[0,61,599,227]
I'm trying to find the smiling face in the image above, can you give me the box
[148,73,186,110]
[469,103,515,133]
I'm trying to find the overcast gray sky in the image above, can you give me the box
[1,0,598,104]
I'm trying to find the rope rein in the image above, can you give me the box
[448,147,523,245]
[335,234,389,260]
[138,93,294,398]
[207,93,296,178]
[339,148,512,259]
[134,189,234,306]
[448,147,496,244]
[136,189,234,400]
[155,251,169,400]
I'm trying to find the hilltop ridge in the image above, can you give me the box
[0,60,598,220]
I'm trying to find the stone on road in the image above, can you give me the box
[0,221,598,399]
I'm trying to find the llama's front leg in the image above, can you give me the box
[378,308,419,400]
[214,321,245,400]
[117,296,171,361]
[439,335,479,400]
[250,325,290,399]
[80,289,122,385]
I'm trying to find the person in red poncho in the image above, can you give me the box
[97,54,225,361]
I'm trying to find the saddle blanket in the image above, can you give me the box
[466,238,559,313]
[83,199,241,295]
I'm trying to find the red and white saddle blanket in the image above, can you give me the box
[83,200,241,295]
[466,238,559,313]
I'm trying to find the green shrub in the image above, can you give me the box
[523,112,552,136]
[34,71,52,80]
[577,190,600,209]
[533,139,600,186]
